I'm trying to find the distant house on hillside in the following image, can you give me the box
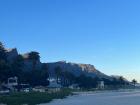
[8,77,18,86]
[47,78,62,92]
[135,83,140,88]
[97,81,105,89]
[7,77,18,91]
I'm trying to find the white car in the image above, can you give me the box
[0,90,10,94]
[23,88,30,93]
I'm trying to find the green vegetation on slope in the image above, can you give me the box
[0,89,72,105]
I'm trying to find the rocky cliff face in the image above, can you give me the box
[5,48,111,80]
[5,48,42,70]
[6,48,18,63]
[47,61,111,79]
[22,53,42,71]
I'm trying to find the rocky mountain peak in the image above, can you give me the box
[5,48,18,63]
[47,61,111,79]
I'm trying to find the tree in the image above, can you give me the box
[0,61,11,83]
[76,74,98,88]
[132,79,137,87]
[61,71,76,86]
[111,77,120,88]
[0,42,9,84]
[54,66,62,83]
[28,51,40,70]
[11,55,24,83]
[40,64,49,86]
[28,69,49,86]
[119,76,124,84]
[0,42,7,61]
[118,76,128,88]
[20,65,49,86]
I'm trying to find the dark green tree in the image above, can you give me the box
[76,74,98,88]
[0,42,7,61]
[0,60,11,83]
[118,76,126,88]
[0,42,9,84]
[28,51,40,70]
[54,66,62,83]
[132,79,137,87]
[61,71,76,86]
[11,55,24,83]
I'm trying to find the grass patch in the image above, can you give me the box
[0,89,72,105]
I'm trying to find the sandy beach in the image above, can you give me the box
[40,90,140,105]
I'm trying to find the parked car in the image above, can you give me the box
[0,90,10,94]
[23,88,30,93]
[0,86,10,94]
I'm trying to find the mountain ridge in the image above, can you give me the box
[46,61,111,80]
[4,47,117,81]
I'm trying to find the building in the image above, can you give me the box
[8,77,18,87]
[7,77,18,91]
[69,84,79,89]
[47,78,62,92]
[32,86,47,92]
[18,84,30,92]
[98,81,105,89]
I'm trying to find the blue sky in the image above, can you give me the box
[0,0,140,82]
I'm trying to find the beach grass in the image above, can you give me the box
[0,88,72,105]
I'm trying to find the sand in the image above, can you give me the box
[40,90,140,105]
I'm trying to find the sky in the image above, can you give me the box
[0,0,140,82]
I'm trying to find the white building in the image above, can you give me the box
[7,77,18,87]
[47,78,62,92]
[6,77,18,91]
[98,81,105,89]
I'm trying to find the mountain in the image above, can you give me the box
[5,47,111,80]
[1,42,132,88]
[6,48,18,63]
[5,48,42,71]
[47,61,112,80]
[21,52,42,71]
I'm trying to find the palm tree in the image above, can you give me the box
[28,51,40,70]
[62,71,76,86]
[0,42,6,61]
[0,42,4,48]
[41,64,49,80]
[132,79,137,87]
[54,66,62,83]
[119,76,125,88]
[11,55,24,77]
